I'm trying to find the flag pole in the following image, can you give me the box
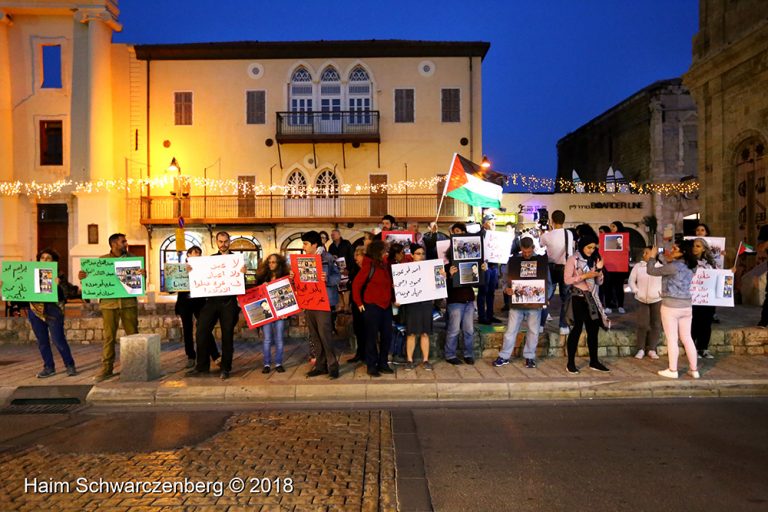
[734,241,743,268]
[435,154,456,224]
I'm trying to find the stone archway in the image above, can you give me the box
[732,136,767,244]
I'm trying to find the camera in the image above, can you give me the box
[537,208,549,230]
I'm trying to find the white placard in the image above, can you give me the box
[690,268,734,307]
[684,236,726,269]
[483,230,515,264]
[392,260,448,305]
[436,240,451,264]
[188,254,245,298]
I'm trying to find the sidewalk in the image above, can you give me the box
[1,338,767,407]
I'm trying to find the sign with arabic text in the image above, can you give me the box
[188,254,245,298]
[291,254,330,311]
[1,261,58,302]
[392,260,447,305]
[81,257,145,299]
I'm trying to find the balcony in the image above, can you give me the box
[275,111,380,143]
[139,194,470,225]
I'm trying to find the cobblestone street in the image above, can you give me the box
[0,410,396,511]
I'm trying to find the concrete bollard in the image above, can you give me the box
[119,333,161,381]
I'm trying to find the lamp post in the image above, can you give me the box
[167,157,186,253]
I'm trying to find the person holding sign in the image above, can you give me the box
[299,231,342,379]
[646,241,700,379]
[187,232,246,380]
[690,238,718,359]
[352,239,394,377]
[401,245,439,371]
[174,246,220,369]
[78,233,143,383]
[563,234,610,374]
[477,212,501,325]
[255,254,290,374]
[1,249,77,378]
[493,238,551,369]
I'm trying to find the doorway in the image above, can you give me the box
[37,204,69,278]
[370,174,388,217]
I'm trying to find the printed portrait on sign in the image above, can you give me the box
[245,299,273,325]
[459,262,480,285]
[520,261,538,279]
[452,235,483,261]
[604,234,624,251]
[298,259,319,282]
[434,266,446,289]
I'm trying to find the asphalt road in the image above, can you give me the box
[1,398,767,511]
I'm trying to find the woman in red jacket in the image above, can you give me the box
[352,240,393,377]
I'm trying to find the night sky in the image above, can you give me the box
[113,0,699,189]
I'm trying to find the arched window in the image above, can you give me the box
[348,66,371,125]
[320,66,341,129]
[159,232,203,292]
[290,67,313,125]
[315,169,339,198]
[281,232,305,256]
[286,170,308,198]
[230,236,263,287]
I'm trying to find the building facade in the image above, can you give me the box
[555,79,699,236]
[0,0,488,291]
[683,0,768,247]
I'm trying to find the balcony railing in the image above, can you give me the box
[276,110,380,143]
[139,194,469,224]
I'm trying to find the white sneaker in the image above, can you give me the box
[634,349,645,360]
[658,368,679,379]
[702,350,714,359]
[559,326,570,335]
[618,307,626,314]
[604,308,612,314]
[647,350,659,360]
[688,369,700,379]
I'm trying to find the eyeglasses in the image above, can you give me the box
[413,251,425,255]
[268,260,278,264]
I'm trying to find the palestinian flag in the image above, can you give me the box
[443,153,507,208]
[737,242,756,256]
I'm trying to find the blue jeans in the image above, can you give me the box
[500,308,542,359]
[476,265,499,322]
[544,263,570,328]
[262,319,285,366]
[445,302,475,359]
[28,305,75,370]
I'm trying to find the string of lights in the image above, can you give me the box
[556,178,700,196]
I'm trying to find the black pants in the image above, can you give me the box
[566,295,601,365]
[179,308,220,362]
[306,309,338,372]
[761,285,768,327]
[605,271,627,308]
[195,297,239,372]
[363,304,393,371]
[352,302,366,360]
[691,305,716,352]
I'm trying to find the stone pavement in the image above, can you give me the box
[0,410,396,511]
[1,337,767,407]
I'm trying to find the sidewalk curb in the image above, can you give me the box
[85,379,768,406]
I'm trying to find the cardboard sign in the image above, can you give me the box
[238,277,301,328]
[382,231,416,253]
[291,254,331,311]
[1,261,58,303]
[483,230,515,264]
[599,232,629,272]
[163,263,189,292]
[188,254,245,298]
[450,234,485,287]
[81,257,145,299]
[683,236,726,269]
[690,268,735,307]
[506,256,549,281]
[336,257,349,292]
[392,260,448,305]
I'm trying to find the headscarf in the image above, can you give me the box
[577,234,600,266]
[611,221,626,232]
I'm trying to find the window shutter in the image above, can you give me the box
[441,89,460,123]
[247,90,266,124]
[395,89,414,123]
[174,92,192,125]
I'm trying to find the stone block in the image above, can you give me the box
[605,346,618,357]
[85,329,94,341]
[726,329,745,346]
[734,346,747,355]
[119,333,161,381]
[746,346,765,355]
[744,328,768,346]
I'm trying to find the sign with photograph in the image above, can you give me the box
[507,279,547,305]
[690,268,735,307]
[81,257,146,299]
[336,257,349,292]
[450,234,485,287]
[188,254,245,298]
[392,260,448,305]
[506,255,549,281]
[382,231,416,253]
[683,236,726,269]
[483,230,515,264]
[1,261,59,303]
[238,277,301,328]
[291,254,331,311]
[163,263,189,292]
[599,232,629,272]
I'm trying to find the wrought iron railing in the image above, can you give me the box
[276,110,380,140]
[139,194,469,223]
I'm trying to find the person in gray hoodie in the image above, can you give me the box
[646,240,700,379]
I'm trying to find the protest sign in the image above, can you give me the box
[1,261,58,302]
[450,234,484,287]
[505,255,549,308]
[436,240,451,264]
[188,254,245,298]
[392,260,448,305]
[336,257,349,292]
[291,254,330,311]
[599,232,629,272]
[483,230,515,264]
[163,263,189,292]
[238,277,301,329]
[81,257,145,299]
[683,236,726,269]
[382,231,416,253]
[507,280,547,305]
[690,268,735,307]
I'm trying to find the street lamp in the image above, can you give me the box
[481,155,491,169]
